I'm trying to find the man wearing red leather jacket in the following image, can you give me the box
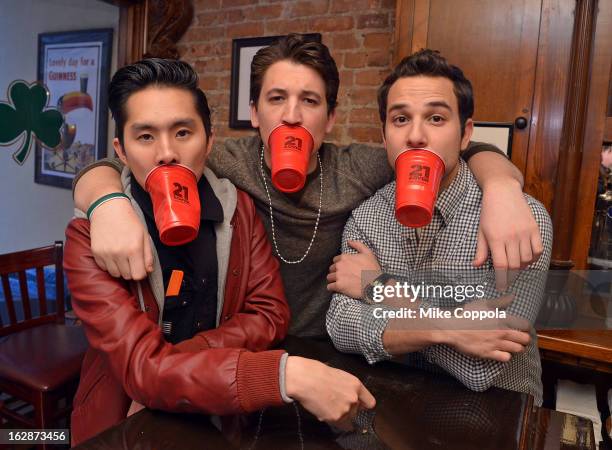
[64,58,374,445]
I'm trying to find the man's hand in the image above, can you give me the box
[285,356,376,430]
[89,199,153,280]
[474,179,543,290]
[326,241,382,299]
[442,295,531,362]
[446,328,530,362]
[383,295,530,360]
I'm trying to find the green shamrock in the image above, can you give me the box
[0,80,63,165]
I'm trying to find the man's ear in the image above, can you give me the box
[205,132,215,159]
[325,108,337,134]
[250,100,259,128]
[113,138,128,165]
[460,118,474,151]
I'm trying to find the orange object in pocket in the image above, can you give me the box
[165,270,184,297]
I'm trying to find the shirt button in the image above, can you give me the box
[232,268,240,276]
[224,314,231,321]
[196,321,201,329]
[144,306,150,312]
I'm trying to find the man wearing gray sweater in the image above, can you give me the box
[72,34,543,338]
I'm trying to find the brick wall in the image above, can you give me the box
[178,0,396,145]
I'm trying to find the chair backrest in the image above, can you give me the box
[0,241,64,336]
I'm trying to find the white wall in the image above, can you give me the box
[0,0,119,253]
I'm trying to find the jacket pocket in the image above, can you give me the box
[73,370,106,410]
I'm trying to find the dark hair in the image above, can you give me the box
[377,49,474,135]
[250,34,339,113]
[108,58,212,144]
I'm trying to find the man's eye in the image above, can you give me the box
[430,115,445,124]
[138,134,153,141]
[392,116,408,124]
[176,129,191,138]
[269,96,284,103]
[304,98,318,105]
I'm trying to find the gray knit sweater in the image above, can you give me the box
[209,136,394,337]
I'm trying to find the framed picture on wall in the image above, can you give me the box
[35,28,113,189]
[472,122,514,158]
[229,33,321,129]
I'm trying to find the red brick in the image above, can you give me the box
[227,9,246,23]
[195,57,231,72]
[333,108,348,125]
[355,69,386,86]
[194,0,221,10]
[289,0,329,17]
[196,11,227,26]
[331,0,375,13]
[226,22,264,38]
[331,33,359,50]
[184,26,227,42]
[312,16,354,32]
[343,52,366,68]
[349,87,377,106]
[362,32,391,49]
[357,13,389,29]
[205,91,226,105]
[339,70,354,87]
[349,107,379,123]
[366,51,389,67]
[222,0,257,7]
[199,75,219,90]
[218,77,230,90]
[215,104,229,115]
[265,19,309,34]
[325,126,342,142]
[380,0,396,9]
[337,86,350,102]
[183,27,211,42]
[349,126,383,143]
[189,41,230,58]
[244,4,284,20]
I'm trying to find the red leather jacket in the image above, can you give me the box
[64,189,290,446]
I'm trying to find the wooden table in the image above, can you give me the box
[538,329,612,448]
[538,330,612,372]
[75,336,596,450]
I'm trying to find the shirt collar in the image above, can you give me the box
[131,172,224,224]
[434,158,470,225]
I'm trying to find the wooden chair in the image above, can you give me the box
[0,241,88,438]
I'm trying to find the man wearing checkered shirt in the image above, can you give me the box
[326,50,552,405]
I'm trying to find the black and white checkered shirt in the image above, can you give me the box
[326,159,553,405]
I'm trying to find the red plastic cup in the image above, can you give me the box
[145,164,201,246]
[395,149,445,228]
[268,125,315,193]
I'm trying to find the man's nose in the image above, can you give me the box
[281,99,303,125]
[155,138,178,165]
[406,121,428,149]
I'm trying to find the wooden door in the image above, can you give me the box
[394,0,612,270]
[421,0,542,181]
[394,0,576,215]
